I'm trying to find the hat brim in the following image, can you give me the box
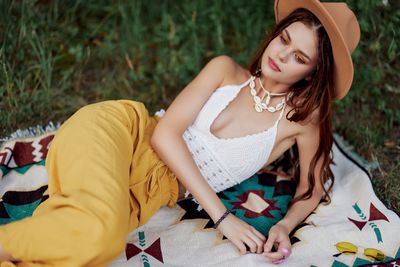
[274,0,353,100]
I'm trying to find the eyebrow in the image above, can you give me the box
[283,29,312,62]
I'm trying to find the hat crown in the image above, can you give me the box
[323,3,360,53]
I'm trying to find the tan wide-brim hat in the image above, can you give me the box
[274,0,361,100]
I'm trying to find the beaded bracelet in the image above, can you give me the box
[212,209,231,229]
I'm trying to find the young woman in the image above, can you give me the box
[0,0,360,266]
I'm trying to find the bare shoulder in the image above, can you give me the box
[209,55,239,71]
[188,55,239,88]
[214,55,251,86]
[152,55,248,136]
[209,54,236,67]
[205,55,249,84]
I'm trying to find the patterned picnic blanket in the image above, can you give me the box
[0,123,399,267]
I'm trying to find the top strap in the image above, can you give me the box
[241,76,253,88]
[274,101,287,126]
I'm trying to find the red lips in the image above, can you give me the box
[268,58,281,72]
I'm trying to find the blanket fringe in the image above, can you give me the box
[0,121,61,145]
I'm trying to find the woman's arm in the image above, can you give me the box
[263,112,325,262]
[151,55,266,254]
[151,55,229,222]
[276,117,325,233]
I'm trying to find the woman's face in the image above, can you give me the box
[260,21,319,86]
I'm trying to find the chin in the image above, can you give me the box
[261,67,280,80]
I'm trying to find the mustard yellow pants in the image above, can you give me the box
[0,100,179,267]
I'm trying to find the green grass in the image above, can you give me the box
[1,0,399,214]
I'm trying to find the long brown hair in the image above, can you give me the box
[249,8,335,207]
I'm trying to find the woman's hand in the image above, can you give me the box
[216,213,266,255]
[262,223,292,264]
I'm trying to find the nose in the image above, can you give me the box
[278,47,290,63]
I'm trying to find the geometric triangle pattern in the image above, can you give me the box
[0,185,48,225]
[0,160,46,176]
[0,199,43,224]
[0,134,53,168]
[176,164,297,241]
[1,132,53,225]
[125,243,142,260]
[125,231,164,264]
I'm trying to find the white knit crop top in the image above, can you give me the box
[180,76,287,194]
[155,76,287,200]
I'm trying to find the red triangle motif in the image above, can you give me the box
[368,203,389,222]
[348,217,367,230]
[126,243,142,260]
[144,238,164,263]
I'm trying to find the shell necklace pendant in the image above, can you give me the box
[249,76,288,113]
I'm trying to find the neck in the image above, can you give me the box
[259,75,290,95]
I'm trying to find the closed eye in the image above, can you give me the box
[284,29,313,63]
[280,34,288,45]
[295,54,306,64]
